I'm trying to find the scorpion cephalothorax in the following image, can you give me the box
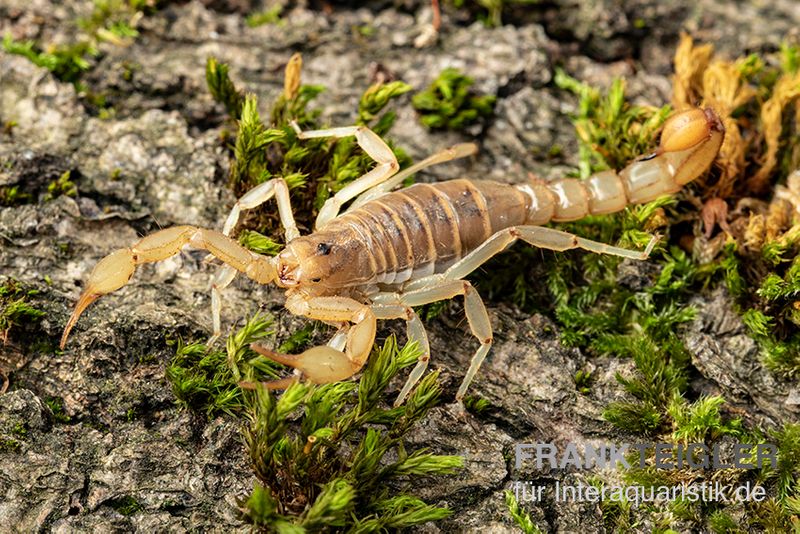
[62,108,724,405]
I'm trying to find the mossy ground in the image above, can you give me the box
[478,40,800,532]
[167,316,462,530]
[196,41,800,530]
[2,2,799,531]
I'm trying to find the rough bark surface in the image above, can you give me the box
[1,0,798,531]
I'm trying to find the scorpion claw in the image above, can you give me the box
[251,343,364,385]
[238,376,299,391]
[60,291,101,349]
[60,249,137,349]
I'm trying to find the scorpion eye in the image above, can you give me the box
[311,277,321,283]
[317,242,332,255]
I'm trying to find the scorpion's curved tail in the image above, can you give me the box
[520,107,725,224]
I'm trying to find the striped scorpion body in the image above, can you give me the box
[61,107,724,405]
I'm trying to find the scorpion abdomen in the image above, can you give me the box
[330,179,530,286]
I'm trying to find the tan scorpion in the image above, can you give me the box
[60,107,724,405]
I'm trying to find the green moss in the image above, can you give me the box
[168,313,459,530]
[476,70,800,530]
[45,170,78,201]
[165,314,280,417]
[246,5,284,27]
[728,251,800,377]
[668,394,744,442]
[110,495,144,516]
[779,42,800,74]
[0,278,45,343]
[2,34,96,84]
[241,337,461,530]
[0,185,31,207]
[708,510,744,533]
[237,229,283,256]
[10,422,27,439]
[412,68,495,130]
[463,395,491,414]
[45,396,72,424]
[205,57,245,120]
[78,0,151,42]
[2,0,153,86]
[504,490,542,533]
[587,476,634,532]
[205,56,411,246]
[0,439,22,453]
[765,423,800,503]
[554,69,671,178]
[0,418,29,454]
[573,368,593,394]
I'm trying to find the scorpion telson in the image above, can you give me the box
[61,108,724,405]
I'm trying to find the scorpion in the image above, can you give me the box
[60,107,724,406]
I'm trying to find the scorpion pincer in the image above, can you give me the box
[61,107,724,405]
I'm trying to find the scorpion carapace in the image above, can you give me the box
[61,107,724,405]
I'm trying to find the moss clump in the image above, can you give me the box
[747,257,800,375]
[554,70,671,178]
[166,317,461,531]
[0,418,28,453]
[2,0,155,88]
[573,368,593,394]
[504,490,542,533]
[44,170,78,201]
[205,54,411,247]
[241,337,461,531]
[205,57,245,120]
[45,396,73,424]
[0,278,45,344]
[670,37,800,376]
[412,67,496,130]
[2,34,97,85]
[78,0,152,47]
[0,185,31,207]
[556,42,800,531]
[463,395,491,415]
[246,5,284,27]
[446,0,539,27]
[472,46,800,530]
[109,495,144,516]
[165,314,281,417]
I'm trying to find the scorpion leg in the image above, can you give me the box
[371,300,431,406]
[209,178,300,343]
[222,178,299,240]
[60,226,277,349]
[381,281,491,402]
[348,142,478,211]
[406,226,657,293]
[251,294,377,386]
[396,226,657,400]
[291,123,400,229]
